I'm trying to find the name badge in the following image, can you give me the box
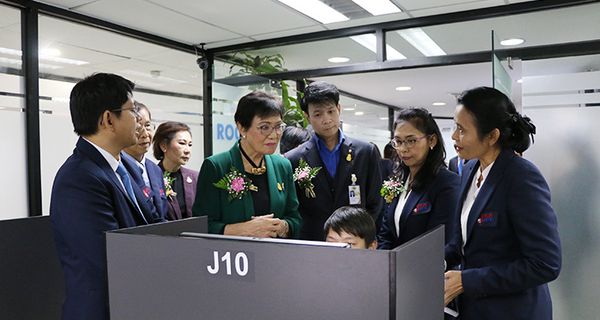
[348,185,361,205]
[348,174,361,205]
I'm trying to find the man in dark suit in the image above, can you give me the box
[122,102,168,222]
[50,73,149,320]
[285,81,383,240]
[448,155,467,176]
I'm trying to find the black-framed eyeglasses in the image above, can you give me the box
[112,105,141,116]
[256,123,286,136]
[391,135,429,149]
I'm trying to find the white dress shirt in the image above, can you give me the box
[394,178,412,235]
[461,161,495,248]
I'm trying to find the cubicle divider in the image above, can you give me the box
[0,216,65,320]
[107,218,443,320]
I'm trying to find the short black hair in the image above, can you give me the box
[280,126,311,154]
[393,108,447,190]
[324,206,376,247]
[234,91,283,129]
[301,81,339,113]
[458,86,535,154]
[69,73,135,136]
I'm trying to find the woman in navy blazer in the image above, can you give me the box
[444,87,561,320]
[378,108,459,250]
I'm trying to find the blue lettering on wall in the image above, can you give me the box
[216,123,239,141]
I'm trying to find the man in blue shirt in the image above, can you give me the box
[285,81,383,240]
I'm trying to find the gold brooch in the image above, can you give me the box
[346,149,353,162]
[277,182,284,191]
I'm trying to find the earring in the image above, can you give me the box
[242,135,246,139]
[430,146,434,150]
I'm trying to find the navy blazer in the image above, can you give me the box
[445,149,561,320]
[122,153,168,222]
[285,135,383,241]
[50,138,149,320]
[377,168,459,250]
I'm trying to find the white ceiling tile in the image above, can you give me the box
[144,0,320,37]
[408,0,505,17]
[37,0,99,9]
[71,0,240,44]
[324,12,410,29]
[205,37,255,49]
[250,26,326,41]
[398,0,491,11]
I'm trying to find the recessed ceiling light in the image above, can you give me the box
[379,117,389,120]
[351,0,401,16]
[355,111,365,116]
[277,0,349,24]
[350,34,406,60]
[328,57,350,63]
[40,48,61,57]
[344,107,355,111]
[500,38,525,46]
[517,79,523,84]
[397,28,446,57]
[432,102,446,106]
[395,86,412,91]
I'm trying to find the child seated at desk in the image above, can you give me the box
[324,206,377,250]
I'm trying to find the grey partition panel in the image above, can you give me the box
[114,216,207,236]
[0,216,65,320]
[107,233,390,320]
[394,226,444,320]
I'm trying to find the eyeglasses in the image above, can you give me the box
[256,123,286,136]
[112,105,141,116]
[140,122,155,132]
[391,135,429,149]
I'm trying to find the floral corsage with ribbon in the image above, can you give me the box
[293,159,321,198]
[214,167,257,201]
[380,177,406,204]
[163,172,177,199]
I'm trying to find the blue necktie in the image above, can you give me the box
[116,163,147,224]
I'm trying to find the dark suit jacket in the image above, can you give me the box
[121,153,168,222]
[448,156,468,176]
[445,149,561,320]
[377,168,459,250]
[192,143,302,238]
[50,138,148,320]
[159,163,198,220]
[285,135,383,240]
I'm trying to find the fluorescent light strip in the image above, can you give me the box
[0,46,89,65]
[122,69,188,84]
[278,0,349,24]
[397,28,446,57]
[0,56,61,70]
[350,34,406,60]
[352,0,401,16]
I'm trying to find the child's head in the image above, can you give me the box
[324,206,377,249]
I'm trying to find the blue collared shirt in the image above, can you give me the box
[314,129,345,178]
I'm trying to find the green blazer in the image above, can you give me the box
[192,143,302,238]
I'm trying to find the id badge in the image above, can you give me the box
[348,185,361,205]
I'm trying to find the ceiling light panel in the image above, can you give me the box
[351,0,401,16]
[397,28,446,57]
[350,34,406,60]
[277,0,349,24]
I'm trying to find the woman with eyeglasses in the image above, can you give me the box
[377,108,459,250]
[192,91,302,238]
[444,87,561,320]
[122,101,168,222]
[153,121,198,220]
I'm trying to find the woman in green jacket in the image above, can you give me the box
[193,91,302,238]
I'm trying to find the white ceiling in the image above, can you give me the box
[1,0,599,129]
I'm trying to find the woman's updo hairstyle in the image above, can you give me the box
[458,86,536,154]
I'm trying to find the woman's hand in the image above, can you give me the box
[224,214,280,238]
[444,270,464,306]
